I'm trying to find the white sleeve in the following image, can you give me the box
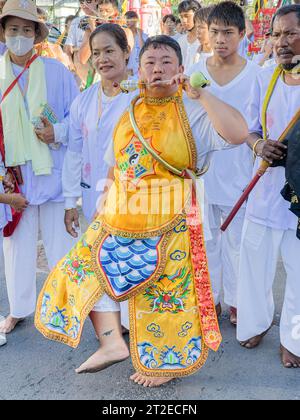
[53,119,68,145]
[246,75,263,136]
[62,96,83,209]
[104,140,115,167]
[193,112,234,160]
[63,150,82,209]
[65,20,76,47]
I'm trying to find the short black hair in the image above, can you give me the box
[124,11,139,20]
[194,6,215,24]
[271,4,300,32]
[139,35,183,65]
[89,23,129,63]
[207,1,246,33]
[178,0,201,15]
[98,0,119,8]
[162,14,177,24]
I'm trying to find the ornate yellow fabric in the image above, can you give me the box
[35,88,221,378]
[102,92,197,237]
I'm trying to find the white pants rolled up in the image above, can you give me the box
[237,220,300,357]
[3,202,77,318]
[205,204,245,308]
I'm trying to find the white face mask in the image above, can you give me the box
[5,36,35,56]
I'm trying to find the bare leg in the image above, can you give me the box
[229,307,237,326]
[0,315,24,334]
[215,303,222,318]
[130,372,174,388]
[280,345,300,368]
[75,311,130,374]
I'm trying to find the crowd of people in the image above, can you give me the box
[0,0,299,389]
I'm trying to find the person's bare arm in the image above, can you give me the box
[0,193,29,212]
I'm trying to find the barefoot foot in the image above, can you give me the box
[75,343,130,374]
[280,345,300,368]
[215,303,222,318]
[229,307,237,326]
[0,316,24,334]
[240,328,270,349]
[130,372,174,388]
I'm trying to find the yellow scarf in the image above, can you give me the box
[0,51,53,176]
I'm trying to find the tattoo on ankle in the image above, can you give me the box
[101,329,114,337]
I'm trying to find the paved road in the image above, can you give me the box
[0,249,299,400]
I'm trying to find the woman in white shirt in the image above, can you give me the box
[63,23,137,234]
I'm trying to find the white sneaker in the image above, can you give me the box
[0,315,7,347]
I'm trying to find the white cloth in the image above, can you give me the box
[187,59,260,310]
[206,205,245,307]
[0,156,11,230]
[238,35,252,59]
[246,65,300,230]
[3,202,77,318]
[128,31,148,76]
[193,51,213,65]
[93,294,129,330]
[65,17,85,49]
[188,59,261,207]
[0,229,4,277]
[63,84,137,222]
[178,34,201,73]
[237,220,300,357]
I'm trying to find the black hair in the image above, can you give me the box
[162,14,177,24]
[98,0,119,8]
[139,35,183,65]
[194,6,215,24]
[176,18,182,25]
[124,11,139,20]
[207,1,246,33]
[178,0,201,15]
[271,4,300,31]
[89,23,129,60]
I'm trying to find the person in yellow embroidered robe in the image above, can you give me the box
[35,35,248,387]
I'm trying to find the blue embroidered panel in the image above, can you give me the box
[99,235,161,297]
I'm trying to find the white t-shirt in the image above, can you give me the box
[178,34,201,73]
[63,84,137,222]
[246,65,300,231]
[238,35,252,60]
[187,59,261,206]
[65,17,85,49]
[128,31,148,76]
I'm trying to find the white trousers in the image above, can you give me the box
[93,294,129,330]
[3,202,76,318]
[237,220,300,357]
[0,229,4,277]
[205,204,245,307]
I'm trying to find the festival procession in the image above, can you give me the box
[0,0,299,401]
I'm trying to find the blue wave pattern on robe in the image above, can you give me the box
[99,235,161,296]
